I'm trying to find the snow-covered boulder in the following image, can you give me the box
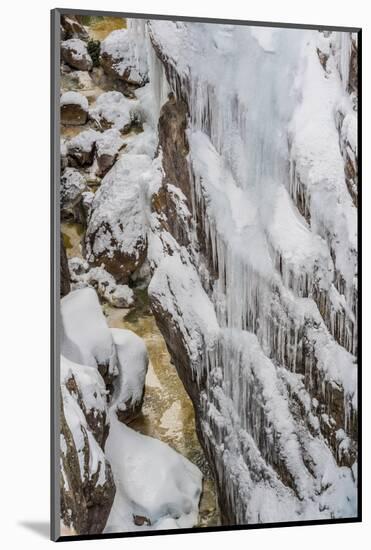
[95,129,124,176]
[110,328,148,423]
[60,91,89,126]
[86,154,155,283]
[60,355,116,535]
[61,287,118,389]
[66,129,99,166]
[61,38,93,71]
[69,259,135,308]
[60,167,87,222]
[100,29,148,86]
[104,414,202,532]
[90,91,140,132]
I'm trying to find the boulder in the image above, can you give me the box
[60,91,89,126]
[61,38,93,71]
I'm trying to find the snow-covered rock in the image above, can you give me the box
[61,287,118,388]
[66,129,99,166]
[60,91,89,125]
[69,259,135,308]
[104,413,202,532]
[90,91,141,132]
[61,38,93,71]
[60,235,71,297]
[95,128,124,176]
[86,154,161,282]
[110,328,148,423]
[60,167,87,222]
[61,15,89,41]
[144,20,358,524]
[60,355,116,535]
[100,28,148,86]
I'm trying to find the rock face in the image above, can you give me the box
[60,91,89,126]
[60,357,116,535]
[61,38,93,71]
[66,129,98,166]
[144,22,358,524]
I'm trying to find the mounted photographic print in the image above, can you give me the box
[51,8,361,542]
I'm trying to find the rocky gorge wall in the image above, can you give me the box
[58,15,359,533]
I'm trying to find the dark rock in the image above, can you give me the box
[61,15,89,40]
[60,235,71,297]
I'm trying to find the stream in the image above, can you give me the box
[61,15,220,529]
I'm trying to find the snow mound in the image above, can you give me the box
[60,168,86,211]
[61,287,117,375]
[104,413,202,532]
[101,27,148,85]
[86,153,162,280]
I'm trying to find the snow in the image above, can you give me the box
[60,168,86,207]
[62,38,90,61]
[60,91,89,111]
[104,412,202,532]
[110,328,148,414]
[61,287,117,374]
